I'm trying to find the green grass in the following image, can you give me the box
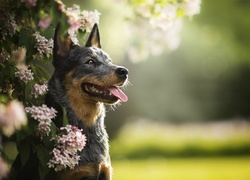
[110,121,250,159]
[112,157,250,180]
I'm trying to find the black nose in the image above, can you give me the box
[116,67,129,79]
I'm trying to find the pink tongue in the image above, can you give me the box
[108,87,128,102]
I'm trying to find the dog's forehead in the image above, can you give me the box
[89,47,111,61]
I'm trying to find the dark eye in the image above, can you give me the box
[86,60,95,65]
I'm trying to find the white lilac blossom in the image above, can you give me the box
[15,68,34,84]
[32,83,49,98]
[33,32,53,59]
[25,105,57,136]
[0,100,27,136]
[182,0,202,17]
[56,125,86,153]
[129,0,202,62]
[66,4,101,44]
[80,10,101,32]
[48,148,80,172]
[48,125,86,171]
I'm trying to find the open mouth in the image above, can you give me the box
[81,83,128,102]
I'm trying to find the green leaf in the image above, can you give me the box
[62,106,69,126]
[24,82,32,101]
[18,28,33,47]
[18,28,36,64]
[78,29,87,46]
[35,146,51,180]
[50,121,57,137]
[0,94,9,103]
[35,64,51,80]
[16,138,31,166]
[12,89,19,99]
[50,1,62,26]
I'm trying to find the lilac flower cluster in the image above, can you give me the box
[80,10,101,32]
[32,83,49,98]
[0,50,10,63]
[129,0,202,62]
[25,105,57,136]
[0,100,27,137]
[15,68,34,84]
[0,12,18,39]
[33,32,53,59]
[55,2,100,44]
[48,125,86,171]
[66,4,100,32]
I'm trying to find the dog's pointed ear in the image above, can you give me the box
[54,24,73,59]
[85,23,101,48]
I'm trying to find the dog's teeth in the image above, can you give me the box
[90,86,96,92]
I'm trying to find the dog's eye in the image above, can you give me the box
[86,60,95,65]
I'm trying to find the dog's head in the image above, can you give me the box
[53,24,128,105]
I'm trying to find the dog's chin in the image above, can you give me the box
[81,83,121,104]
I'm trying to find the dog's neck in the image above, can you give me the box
[65,101,110,164]
[47,76,110,164]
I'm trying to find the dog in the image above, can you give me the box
[47,23,128,180]
[9,24,128,180]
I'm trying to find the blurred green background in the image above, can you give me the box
[65,0,250,179]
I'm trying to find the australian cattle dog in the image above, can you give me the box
[46,23,129,180]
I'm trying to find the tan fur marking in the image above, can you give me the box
[60,164,98,180]
[59,163,112,180]
[65,70,104,126]
[99,162,112,180]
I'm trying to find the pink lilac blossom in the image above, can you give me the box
[32,83,49,98]
[65,4,100,44]
[66,4,81,31]
[0,157,8,179]
[48,125,86,171]
[0,100,27,136]
[15,68,34,84]
[23,0,37,8]
[33,32,53,59]
[25,105,57,136]
[53,1,100,44]
[38,17,52,29]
